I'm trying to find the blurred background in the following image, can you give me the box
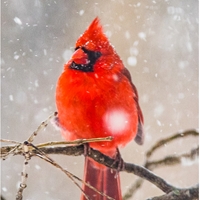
[1,0,198,199]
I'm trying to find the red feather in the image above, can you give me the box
[56,17,144,199]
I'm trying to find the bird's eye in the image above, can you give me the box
[94,51,102,59]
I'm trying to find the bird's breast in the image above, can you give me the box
[56,69,138,151]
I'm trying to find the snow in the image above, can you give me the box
[112,74,119,81]
[154,103,165,117]
[178,61,188,69]
[103,109,130,134]
[186,42,193,52]
[167,6,183,15]
[138,32,146,41]
[79,10,84,16]
[94,73,99,78]
[125,31,130,39]
[35,164,41,170]
[129,47,139,56]
[127,56,137,66]
[2,187,7,192]
[43,49,47,56]
[133,41,139,46]
[13,17,22,25]
[2,1,199,199]
[141,94,149,103]
[25,22,30,27]
[181,157,199,166]
[14,55,20,60]
[156,120,162,126]
[9,95,13,101]
[173,15,181,21]
[105,30,112,38]
[34,80,39,87]
[135,2,141,7]
[62,49,73,61]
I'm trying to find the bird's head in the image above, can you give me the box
[69,17,119,72]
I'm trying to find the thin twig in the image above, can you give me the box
[16,142,33,200]
[123,178,144,200]
[1,140,198,196]
[1,144,21,160]
[0,139,21,144]
[31,143,115,200]
[145,146,199,170]
[1,129,199,200]
[146,129,199,158]
[27,112,57,143]
[36,136,113,148]
[122,130,199,200]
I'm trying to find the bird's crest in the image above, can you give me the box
[75,17,113,53]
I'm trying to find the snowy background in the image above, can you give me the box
[1,0,198,199]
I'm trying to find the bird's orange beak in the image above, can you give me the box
[71,48,89,65]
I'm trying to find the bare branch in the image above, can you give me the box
[147,184,199,200]
[123,130,199,199]
[1,129,199,200]
[146,129,199,158]
[27,112,57,143]
[1,140,198,196]
[35,145,197,196]
[34,142,116,200]
[123,179,144,200]
[146,146,199,170]
[36,136,113,148]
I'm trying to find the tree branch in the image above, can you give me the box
[1,142,198,196]
[147,184,199,200]
[146,146,199,170]
[1,129,199,200]
[146,129,199,158]
[123,129,199,199]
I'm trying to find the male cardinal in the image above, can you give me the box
[56,17,144,200]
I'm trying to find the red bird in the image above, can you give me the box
[56,18,144,200]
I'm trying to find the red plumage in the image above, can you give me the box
[56,17,144,200]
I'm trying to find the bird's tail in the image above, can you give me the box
[81,156,122,200]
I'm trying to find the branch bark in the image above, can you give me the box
[2,143,198,199]
[147,184,199,200]
[1,129,199,200]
